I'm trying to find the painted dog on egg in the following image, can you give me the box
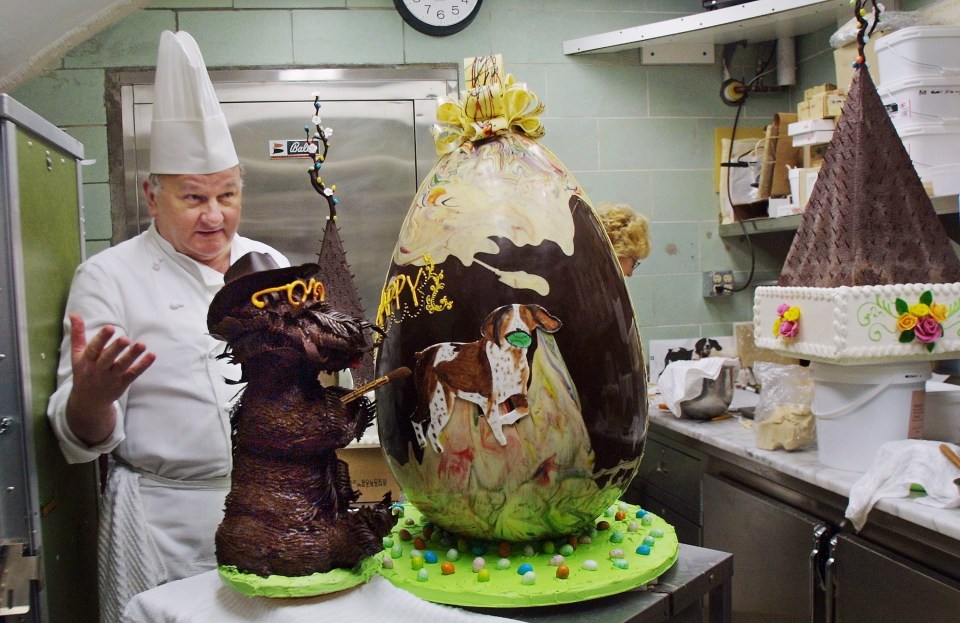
[412,303,562,451]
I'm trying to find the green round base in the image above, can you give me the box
[378,502,678,608]
[217,554,382,598]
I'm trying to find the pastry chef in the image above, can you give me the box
[46,30,289,622]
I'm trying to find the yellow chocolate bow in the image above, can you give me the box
[431,73,545,155]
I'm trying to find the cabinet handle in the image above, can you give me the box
[824,535,839,623]
[655,459,668,475]
[810,523,837,623]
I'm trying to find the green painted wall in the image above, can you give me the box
[8,0,942,351]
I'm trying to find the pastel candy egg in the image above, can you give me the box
[478,568,491,582]
[517,563,534,575]
[496,558,511,570]
[521,571,536,585]
[417,568,429,582]
[582,560,598,571]
[472,557,486,572]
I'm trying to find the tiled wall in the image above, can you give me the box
[13,0,928,353]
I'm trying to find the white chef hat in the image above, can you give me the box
[149,31,239,175]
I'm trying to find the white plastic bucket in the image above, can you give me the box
[810,361,931,472]
[896,122,960,179]
[875,26,960,85]
[877,76,960,129]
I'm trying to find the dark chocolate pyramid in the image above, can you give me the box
[316,217,375,386]
[778,65,960,287]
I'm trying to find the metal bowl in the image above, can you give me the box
[679,360,737,420]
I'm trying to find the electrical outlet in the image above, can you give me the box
[703,271,734,297]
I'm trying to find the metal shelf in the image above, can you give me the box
[563,0,849,55]
[719,214,801,238]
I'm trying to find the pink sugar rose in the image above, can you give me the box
[778,319,799,338]
[914,315,943,343]
[776,303,790,316]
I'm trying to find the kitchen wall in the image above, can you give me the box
[9,0,942,356]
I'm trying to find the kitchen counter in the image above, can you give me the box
[645,407,960,543]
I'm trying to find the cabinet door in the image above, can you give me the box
[703,474,829,623]
[829,533,960,621]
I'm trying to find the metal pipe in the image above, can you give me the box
[777,36,797,86]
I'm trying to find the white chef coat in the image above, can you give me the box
[46,223,289,618]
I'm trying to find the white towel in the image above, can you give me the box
[100,465,167,623]
[122,571,521,623]
[845,439,960,531]
[657,358,727,417]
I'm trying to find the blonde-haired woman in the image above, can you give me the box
[595,203,650,277]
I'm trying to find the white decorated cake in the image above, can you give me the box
[754,284,960,364]
[753,49,960,365]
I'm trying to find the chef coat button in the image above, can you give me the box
[169,302,184,310]
[153,260,162,270]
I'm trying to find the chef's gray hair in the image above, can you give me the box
[146,166,245,195]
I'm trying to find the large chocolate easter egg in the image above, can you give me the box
[375,57,647,541]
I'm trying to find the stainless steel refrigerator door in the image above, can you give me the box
[116,68,457,317]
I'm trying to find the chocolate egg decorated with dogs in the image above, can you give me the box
[375,56,647,541]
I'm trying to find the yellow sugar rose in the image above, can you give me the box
[908,303,931,317]
[782,306,800,322]
[897,313,918,331]
[772,317,782,336]
[930,302,948,322]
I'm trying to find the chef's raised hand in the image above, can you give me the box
[65,312,156,447]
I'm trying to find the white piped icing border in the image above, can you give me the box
[754,284,960,364]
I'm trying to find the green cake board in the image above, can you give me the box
[377,502,678,608]
[218,553,381,598]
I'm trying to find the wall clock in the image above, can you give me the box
[394,0,484,37]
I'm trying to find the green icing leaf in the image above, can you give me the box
[920,290,933,306]
[895,298,908,314]
[899,329,915,343]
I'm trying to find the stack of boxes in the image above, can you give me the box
[873,26,960,197]
[779,83,846,215]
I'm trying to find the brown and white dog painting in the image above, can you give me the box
[412,304,562,451]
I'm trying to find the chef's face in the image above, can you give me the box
[145,166,242,273]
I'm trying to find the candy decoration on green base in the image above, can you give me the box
[375,55,648,541]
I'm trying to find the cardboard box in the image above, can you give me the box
[791,130,835,147]
[797,165,821,208]
[788,118,835,136]
[809,91,846,119]
[803,83,837,100]
[757,112,801,199]
[834,33,886,92]
[336,444,400,503]
[796,100,812,121]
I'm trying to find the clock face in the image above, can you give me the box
[394,0,483,37]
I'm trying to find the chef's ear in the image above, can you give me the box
[143,175,162,217]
